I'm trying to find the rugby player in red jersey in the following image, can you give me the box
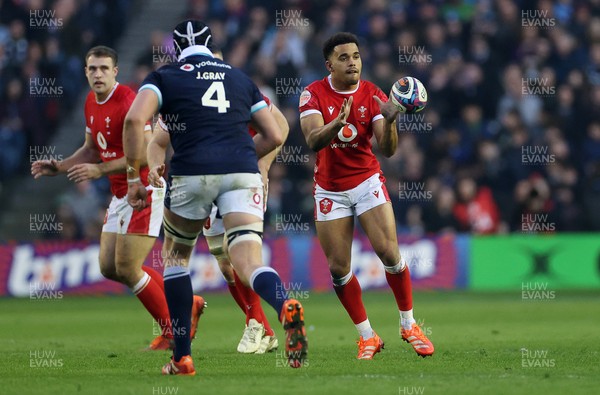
[31,46,205,350]
[299,33,434,359]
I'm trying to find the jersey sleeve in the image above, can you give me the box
[299,86,321,119]
[371,86,388,123]
[122,88,151,132]
[139,70,163,109]
[262,94,272,110]
[84,94,92,134]
[250,83,267,113]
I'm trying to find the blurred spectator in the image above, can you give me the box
[423,184,458,234]
[511,175,557,233]
[5,0,600,239]
[497,63,543,129]
[0,78,28,180]
[453,177,501,234]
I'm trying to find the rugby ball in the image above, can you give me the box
[389,76,428,114]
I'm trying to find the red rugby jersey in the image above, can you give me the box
[84,83,149,198]
[299,76,388,191]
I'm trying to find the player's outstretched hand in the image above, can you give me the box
[31,159,60,179]
[373,95,399,123]
[148,164,165,188]
[127,181,148,211]
[67,163,102,183]
[337,96,353,125]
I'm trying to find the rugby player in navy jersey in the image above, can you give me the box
[200,48,288,355]
[123,20,307,375]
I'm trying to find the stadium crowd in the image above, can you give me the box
[2,0,600,239]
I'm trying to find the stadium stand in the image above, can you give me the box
[1,0,600,241]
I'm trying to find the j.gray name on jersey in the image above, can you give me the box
[196,71,226,80]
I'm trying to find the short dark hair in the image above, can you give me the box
[211,44,223,58]
[322,32,359,60]
[85,46,118,67]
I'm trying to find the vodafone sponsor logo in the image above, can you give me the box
[338,123,357,142]
[331,123,358,149]
[338,123,358,143]
[96,131,107,150]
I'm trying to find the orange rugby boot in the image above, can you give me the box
[162,355,196,376]
[190,295,206,340]
[401,323,434,357]
[356,332,384,360]
[281,299,308,368]
[146,335,174,351]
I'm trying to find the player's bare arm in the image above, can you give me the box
[249,106,283,159]
[31,133,100,179]
[123,89,159,210]
[67,129,152,183]
[124,89,158,177]
[372,96,399,157]
[256,103,289,176]
[301,96,353,152]
[146,124,170,188]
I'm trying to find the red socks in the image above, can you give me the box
[333,275,368,325]
[142,266,164,291]
[385,266,413,311]
[232,271,274,336]
[134,269,171,338]
[227,282,247,314]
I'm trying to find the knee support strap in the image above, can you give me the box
[163,217,199,246]
[226,222,263,249]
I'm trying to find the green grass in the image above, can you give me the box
[1,290,599,395]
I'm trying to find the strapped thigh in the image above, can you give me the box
[225,222,263,249]
[163,216,199,246]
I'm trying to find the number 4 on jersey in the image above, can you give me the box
[201,81,230,113]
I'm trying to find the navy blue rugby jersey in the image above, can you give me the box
[140,54,267,175]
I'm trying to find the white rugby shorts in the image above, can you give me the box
[314,173,390,221]
[102,181,165,237]
[166,173,264,221]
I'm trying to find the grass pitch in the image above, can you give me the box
[1,290,598,395]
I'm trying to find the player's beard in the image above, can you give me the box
[344,71,360,87]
